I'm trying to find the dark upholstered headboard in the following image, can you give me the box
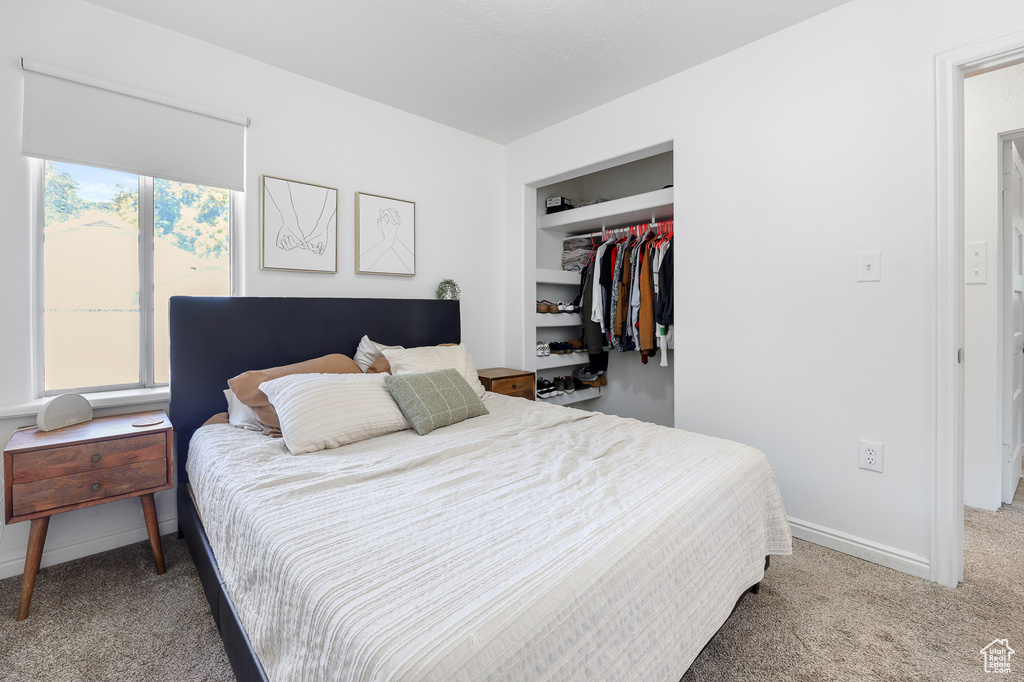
[168,296,461,486]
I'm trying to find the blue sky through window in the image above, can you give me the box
[54,161,137,203]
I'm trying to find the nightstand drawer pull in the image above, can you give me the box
[91,454,101,463]
[91,483,100,492]
[511,383,518,389]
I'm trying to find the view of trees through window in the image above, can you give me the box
[43,160,230,391]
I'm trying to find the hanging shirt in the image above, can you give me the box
[590,241,610,328]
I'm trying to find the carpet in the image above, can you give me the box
[1,505,1021,681]
[0,534,232,681]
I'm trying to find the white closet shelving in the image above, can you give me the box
[538,187,674,235]
[536,268,579,285]
[535,312,580,327]
[536,351,589,370]
[532,148,675,413]
[541,386,602,406]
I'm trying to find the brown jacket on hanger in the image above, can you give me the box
[639,240,657,353]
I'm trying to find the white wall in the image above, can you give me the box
[963,64,1024,510]
[505,0,1024,578]
[0,0,504,578]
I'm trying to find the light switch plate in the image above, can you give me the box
[857,251,881,282]
[966,241,987,284]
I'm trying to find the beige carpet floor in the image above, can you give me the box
[1,504,1021,681]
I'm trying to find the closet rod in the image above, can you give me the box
[566,219,673,241]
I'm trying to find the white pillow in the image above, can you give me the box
[353,335,404,372]
[259,373,411,455]
[382,344,486,398]
[223,388,262,431]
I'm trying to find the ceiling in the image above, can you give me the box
[82,0,853,144]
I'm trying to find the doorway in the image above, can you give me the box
[936,35,1024,588]
[963,66,1024,512]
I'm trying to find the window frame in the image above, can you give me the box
[32,158,238,397]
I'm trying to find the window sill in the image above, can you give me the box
[0,387,170,420]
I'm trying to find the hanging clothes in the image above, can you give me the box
[563,220,672,369]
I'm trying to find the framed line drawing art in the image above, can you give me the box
[260,175,338,273]
[355,192,416,276]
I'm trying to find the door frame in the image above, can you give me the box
[935,32,1024,587]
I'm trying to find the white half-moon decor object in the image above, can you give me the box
[36,393,93,432]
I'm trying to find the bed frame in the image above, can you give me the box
[169,296,462,681]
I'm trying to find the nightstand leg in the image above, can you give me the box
[140,493,165,575]
[17,516,50,621]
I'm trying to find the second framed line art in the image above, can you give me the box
[355,192,416,276]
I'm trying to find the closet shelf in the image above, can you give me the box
[538,187,673,235]
[542,387,601,406]
[536,268,581,286]
[536,313,580,328]
[535,352,589,370]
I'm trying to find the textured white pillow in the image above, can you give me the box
[353,335,403,372]
[259,373,411,455]
[223,388,262,431]
[382,344,486,398]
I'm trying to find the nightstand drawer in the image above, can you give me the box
[490,376,535,399]
[12,458,167,517]
[11,433,166,484]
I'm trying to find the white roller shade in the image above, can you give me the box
[22,60,246,191]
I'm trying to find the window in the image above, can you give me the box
[40,160,232,393]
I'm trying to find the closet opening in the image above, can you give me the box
[530,145,675,426]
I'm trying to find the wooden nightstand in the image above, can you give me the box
[3,410,173,620]
[477,368,536,400]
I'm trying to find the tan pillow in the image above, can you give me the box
[365,357,392,374]
[227,354,361,435]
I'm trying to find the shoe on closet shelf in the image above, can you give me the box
[572,377,587,391]
[572,366,600,382]
[536,300,558,313]
[536,342,550,357]
[556,301,575,313]
[537,379,557,398]
[569,339,585,353]
[548,341,567,354]
[561,376,575,393]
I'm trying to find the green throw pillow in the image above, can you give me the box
[384,368,489,435]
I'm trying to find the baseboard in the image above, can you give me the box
[788,516,931,580]
[0,516,177,580]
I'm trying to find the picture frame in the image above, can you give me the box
[260,175,338,273]
[355,192,416,276]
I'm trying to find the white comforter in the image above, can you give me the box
[187,393,791,682]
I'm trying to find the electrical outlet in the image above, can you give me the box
[859,439,884,473]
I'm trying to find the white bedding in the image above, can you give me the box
[187,393,791,682]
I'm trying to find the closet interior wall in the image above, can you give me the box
[534,151,674,426]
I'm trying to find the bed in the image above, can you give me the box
[169,296,791,682]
